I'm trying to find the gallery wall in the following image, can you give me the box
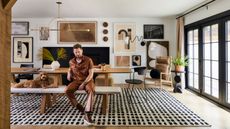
[11,17,177,83]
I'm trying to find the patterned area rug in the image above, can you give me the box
[11,88,210,126]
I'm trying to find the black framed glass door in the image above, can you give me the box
[185,10,230,108]
[226,20,230,104]
[187,29,199,91]
[203,23,219,98]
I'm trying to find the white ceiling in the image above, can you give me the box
[12,0,208,18]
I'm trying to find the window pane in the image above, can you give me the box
[204,77,211,94]
[194,59,199,74]
[211,24,219,42]
[188,31,193,44]
[194,29,199,44]
[212,61,219,79]
[228,42,230,61]
[204,43,210,60]
[194,74,199,89]
[212,43,219,60]
[204,60,210,77]
[194,44,198,59]
[188,59,193,72]
[188,45,193,58]
[228,83,230,103]
[228,63,230,82]
[228,21,230,41]
[212,79,219,98]
[189,73,194,87]
[203,26,211,43]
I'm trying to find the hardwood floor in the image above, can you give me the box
[11,85,230,129]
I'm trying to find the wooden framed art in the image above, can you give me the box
[114,23,136,53]
[146,41,169,69]
[132,55,141,66]
[57,21,97,44]
[13,37,33,63]
[115,56,130,67]
[12,21,29,35]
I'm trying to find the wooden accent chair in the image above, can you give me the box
[146,56,173,89]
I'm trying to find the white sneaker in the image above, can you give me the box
[84,118,94,126]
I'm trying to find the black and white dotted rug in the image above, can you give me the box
[10,88,210,126]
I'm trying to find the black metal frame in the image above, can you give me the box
[185,10,230,109]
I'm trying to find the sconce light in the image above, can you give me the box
[124,36,130,45]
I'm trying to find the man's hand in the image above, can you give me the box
[78,82,86,90]
[67,71,72,81]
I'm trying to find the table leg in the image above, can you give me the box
[10,74,16,83]
[49,74,62,87]
[102,73,109,114]
[104,74,109,86]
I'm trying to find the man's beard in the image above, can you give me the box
[76,55,83,60]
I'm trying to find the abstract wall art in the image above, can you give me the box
[114,23,136,53]
[13,37,33,63]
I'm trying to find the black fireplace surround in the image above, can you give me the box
[42,47,110,85]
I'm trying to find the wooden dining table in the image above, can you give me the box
[11,67,131,114]
[11,67,131,86]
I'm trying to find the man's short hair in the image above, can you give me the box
[73,43,82,49]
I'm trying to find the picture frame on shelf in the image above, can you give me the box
[143,24,164,39]
[12,21,29,35]
[57,21,97,44]
[13,37,33,63]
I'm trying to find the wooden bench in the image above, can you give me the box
[11,86,122,114]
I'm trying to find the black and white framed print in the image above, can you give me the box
[132,55,141,66]
[144,24,164,39]
[13,37,33,63]
[12,22,29,35]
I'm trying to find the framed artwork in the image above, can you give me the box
[114,23,136,53]
[39,27,49,40]
[144,24,164,39]
[115,56,130,67]
[57,21,97,44]
[12,21,29,35]
[132,55,141,66]
[13,37,33,63]
[146,41,169,69]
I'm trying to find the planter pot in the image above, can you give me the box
[175,65,184,72]
[51,61,60,70]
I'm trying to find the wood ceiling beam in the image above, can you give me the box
[2,0,16,11]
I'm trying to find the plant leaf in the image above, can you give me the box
[43,48,54,61]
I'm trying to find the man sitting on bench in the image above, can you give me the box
[65,43,95,125]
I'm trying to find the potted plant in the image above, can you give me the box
[172,56,188,72]
[37,48,67,69]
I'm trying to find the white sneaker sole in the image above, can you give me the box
[84,119,94,126]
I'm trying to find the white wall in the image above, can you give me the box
[185,0,230,25]
[11,17,177,84]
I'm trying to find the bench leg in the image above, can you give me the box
[46,94,52,108]
[40,94,47,114]
[101,94,108,114]
[40,94,52,114]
